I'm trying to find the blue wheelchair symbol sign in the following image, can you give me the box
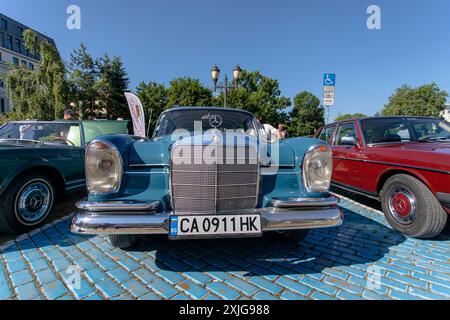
[323,74,336,86]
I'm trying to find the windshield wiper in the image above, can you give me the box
[0,138,43,145]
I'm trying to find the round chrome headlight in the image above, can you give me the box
[302,145,333,193]
[85,140,123,194]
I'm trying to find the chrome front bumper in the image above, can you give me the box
[71,197,343,235]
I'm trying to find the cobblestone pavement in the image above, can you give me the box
[0,196,449,300]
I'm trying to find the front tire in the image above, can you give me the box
[109,235,137,249]
[380,174,447,239]
[0,174,55,234]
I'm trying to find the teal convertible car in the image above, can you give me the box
[0,120,128,233]
[72,107,343,249]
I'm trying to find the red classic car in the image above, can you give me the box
[315,116,450,239]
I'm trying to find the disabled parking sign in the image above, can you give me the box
[323,74,336,87]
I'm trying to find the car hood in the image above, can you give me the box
[128,132,298,167]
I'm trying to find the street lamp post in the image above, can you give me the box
[211,65,242,108]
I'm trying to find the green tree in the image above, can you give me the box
[381,83,448,117]
[335,113,367,121]
[66,43,99,118]
[136,81,169,133]
[167,77,213,107]
[290,91,324,137]
[2,30,68,120]
[214,70,291,125]
[96,54,130,119]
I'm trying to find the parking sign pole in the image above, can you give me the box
[323,73,336,125]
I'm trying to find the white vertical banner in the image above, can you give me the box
[124,92,146,138]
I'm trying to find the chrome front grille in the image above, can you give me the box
[171,145,259,214]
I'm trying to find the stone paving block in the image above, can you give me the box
[176,279,209,299]
[225,277,259,297]
[253,291,278,300]
[15,281,41,300]
[42,280,69,300]
[310,291,335,300]
[280,290,308,300]
[151,278,179,299]
[108,267,132,283]
[206,282,241,300]
[122,278,150,298]
[0,283,13,299]
[68,278,96,300]
[6,259,27,274]
[248,276,283,295]
[139,292,162,300]
[300,275,339,296]
[10,269,34,287]
[183,271,214,285]
[133,267,158,285]
[35,269,58,285]
[95,278,124,299]
[276,277,311,296]
[408,287,449,300]
[141,257,161,272]
[84,267,107,283]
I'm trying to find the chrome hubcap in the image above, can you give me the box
[16,181,52,224]
[388,187,417,225]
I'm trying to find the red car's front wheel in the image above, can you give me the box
[381,174,447,239]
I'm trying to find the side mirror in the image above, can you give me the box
[340,136,358,146]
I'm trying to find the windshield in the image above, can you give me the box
[154,109,257,137]
[361,118,450,144]
[0,122,82,147]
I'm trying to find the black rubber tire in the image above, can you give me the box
[0,173,55,234]
[380,174,447,239]
[109,235,137,249]
[269,230,310,244]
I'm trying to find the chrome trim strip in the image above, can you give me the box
[332,158,450,175]
[71,207,343,235]
[272,196,339,208]
[171,170,258,173]
[65,179,86,186]
[129,164,169,168]
[126,172,166,175]
[76,200,160,212]
[172,183,257,187]
[331,182,380,201]
[173,196,257,200]
[66,184,85,191]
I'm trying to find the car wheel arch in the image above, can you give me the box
[377,169,435,196]
[3,165,66,199]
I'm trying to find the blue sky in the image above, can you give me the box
[1,0,450,121]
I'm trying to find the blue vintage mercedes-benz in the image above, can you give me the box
[71,107,343,249]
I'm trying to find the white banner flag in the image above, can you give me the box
[124,92,146,138]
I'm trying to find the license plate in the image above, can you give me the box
[169,214,262,238]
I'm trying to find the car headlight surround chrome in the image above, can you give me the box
[302,144,333,193]
[85,139,123,194]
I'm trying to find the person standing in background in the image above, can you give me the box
[277,124,289,139]
[64,109,78,121]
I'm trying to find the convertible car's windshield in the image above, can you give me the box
[0,122,82,147]
[361,117,450,144]
[154,109,257,137]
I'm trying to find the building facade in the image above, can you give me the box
[0,13,57,114]
[440,104,450,122]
